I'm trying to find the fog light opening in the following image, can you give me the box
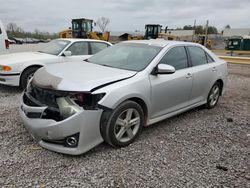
[66,136,78,147]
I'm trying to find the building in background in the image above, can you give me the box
[223,28,250,37]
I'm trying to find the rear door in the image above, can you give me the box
[89,42,110,55]
[187,46,217,105]
[64,41,91,61]
[150,46,193,118]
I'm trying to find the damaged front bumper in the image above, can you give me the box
[19,92,104,155]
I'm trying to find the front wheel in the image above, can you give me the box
[100,101,144,147]
[20,67,39,90]
[206,82,221,109]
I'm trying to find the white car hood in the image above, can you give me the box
[0,52,56,65]
[32,61,137,92]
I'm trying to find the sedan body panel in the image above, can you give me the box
[20,95,104,155]
[0,39,112,87]
[19,40,228,155]
[149,68,193,118]
[33,62,137,91]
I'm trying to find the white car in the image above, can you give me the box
[0,39,112,89]
[0,20,9,54]
[20,40,227,155]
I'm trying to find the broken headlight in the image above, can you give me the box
[69,92,105,110]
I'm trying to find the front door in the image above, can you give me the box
[150,46,193,118]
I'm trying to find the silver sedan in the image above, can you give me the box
[20,40,228,155]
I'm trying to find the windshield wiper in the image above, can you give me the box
[37,51,46,54]
[101,64,114,68]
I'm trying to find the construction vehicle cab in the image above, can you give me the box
[72,18,93,38]
[144,24,162,39]
[70,18,109,41]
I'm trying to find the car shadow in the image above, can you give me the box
[58,105,208,158]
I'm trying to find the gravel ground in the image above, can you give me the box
[0,64,249,187]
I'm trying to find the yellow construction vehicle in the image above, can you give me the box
[59,29,72,38]
[144,24,178,40]
[59,18,110,41]
[72,18,110,41]
[194,35,212,49]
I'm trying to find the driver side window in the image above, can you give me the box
[159,46,188,70]
[66,42,88,55]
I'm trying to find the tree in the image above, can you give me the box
[207,26,218,34]
[195,25,204,34]
[96,17,110,33]
[225,24,231,29]
[183,25,193,30]
[6,22,58,39]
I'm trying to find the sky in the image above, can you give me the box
[0,0,250,33]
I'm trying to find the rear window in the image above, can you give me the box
[206,53,214,63]
[90,42,110,54]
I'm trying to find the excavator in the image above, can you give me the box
[59,18,110,41]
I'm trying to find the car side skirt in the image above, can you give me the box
[147,100,206,126]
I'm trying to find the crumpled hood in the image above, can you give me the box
[0,52,56,65]
[32,61,137,92]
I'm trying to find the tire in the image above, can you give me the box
[206,82,221,109]
[100,100,144,148]
[20,67,39,90]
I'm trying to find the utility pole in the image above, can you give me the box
[192,19,196,42]
[204,20,209,46]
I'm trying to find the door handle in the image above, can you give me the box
[186,73,192,78]
[212,67,217,72]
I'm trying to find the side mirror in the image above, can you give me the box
[152,64,175,75]
[63,51,72,57]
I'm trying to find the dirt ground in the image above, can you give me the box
[0,63,249,187]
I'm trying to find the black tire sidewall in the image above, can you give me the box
[101,101,144,147]
[20,67,39,89]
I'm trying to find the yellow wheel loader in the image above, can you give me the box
[59,18,110,41]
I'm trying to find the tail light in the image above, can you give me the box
[5,40,9,49]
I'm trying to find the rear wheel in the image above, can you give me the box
[20,67,40,89]
[100,101,144,147]
[206,82,221,109]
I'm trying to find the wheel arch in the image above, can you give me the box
[19,64,43,85]
[126,97,148,124]
[215,79,224,95]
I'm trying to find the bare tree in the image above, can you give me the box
[96,17,110,33]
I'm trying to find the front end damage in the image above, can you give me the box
[20,82,106,155]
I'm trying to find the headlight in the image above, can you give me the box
[0,65,12,71]
[69,92,106,110]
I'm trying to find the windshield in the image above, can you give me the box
[87,43,162,71]
[38,40,70,55]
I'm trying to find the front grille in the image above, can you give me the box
[23,83,65,121]
[27,83,67,109]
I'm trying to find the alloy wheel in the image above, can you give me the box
[114,108,140,143]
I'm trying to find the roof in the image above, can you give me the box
[110,31,144,37]
[122,39,198,47]
[55,38,111,44]
[166,30,195,37]
[223,28,250,37]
